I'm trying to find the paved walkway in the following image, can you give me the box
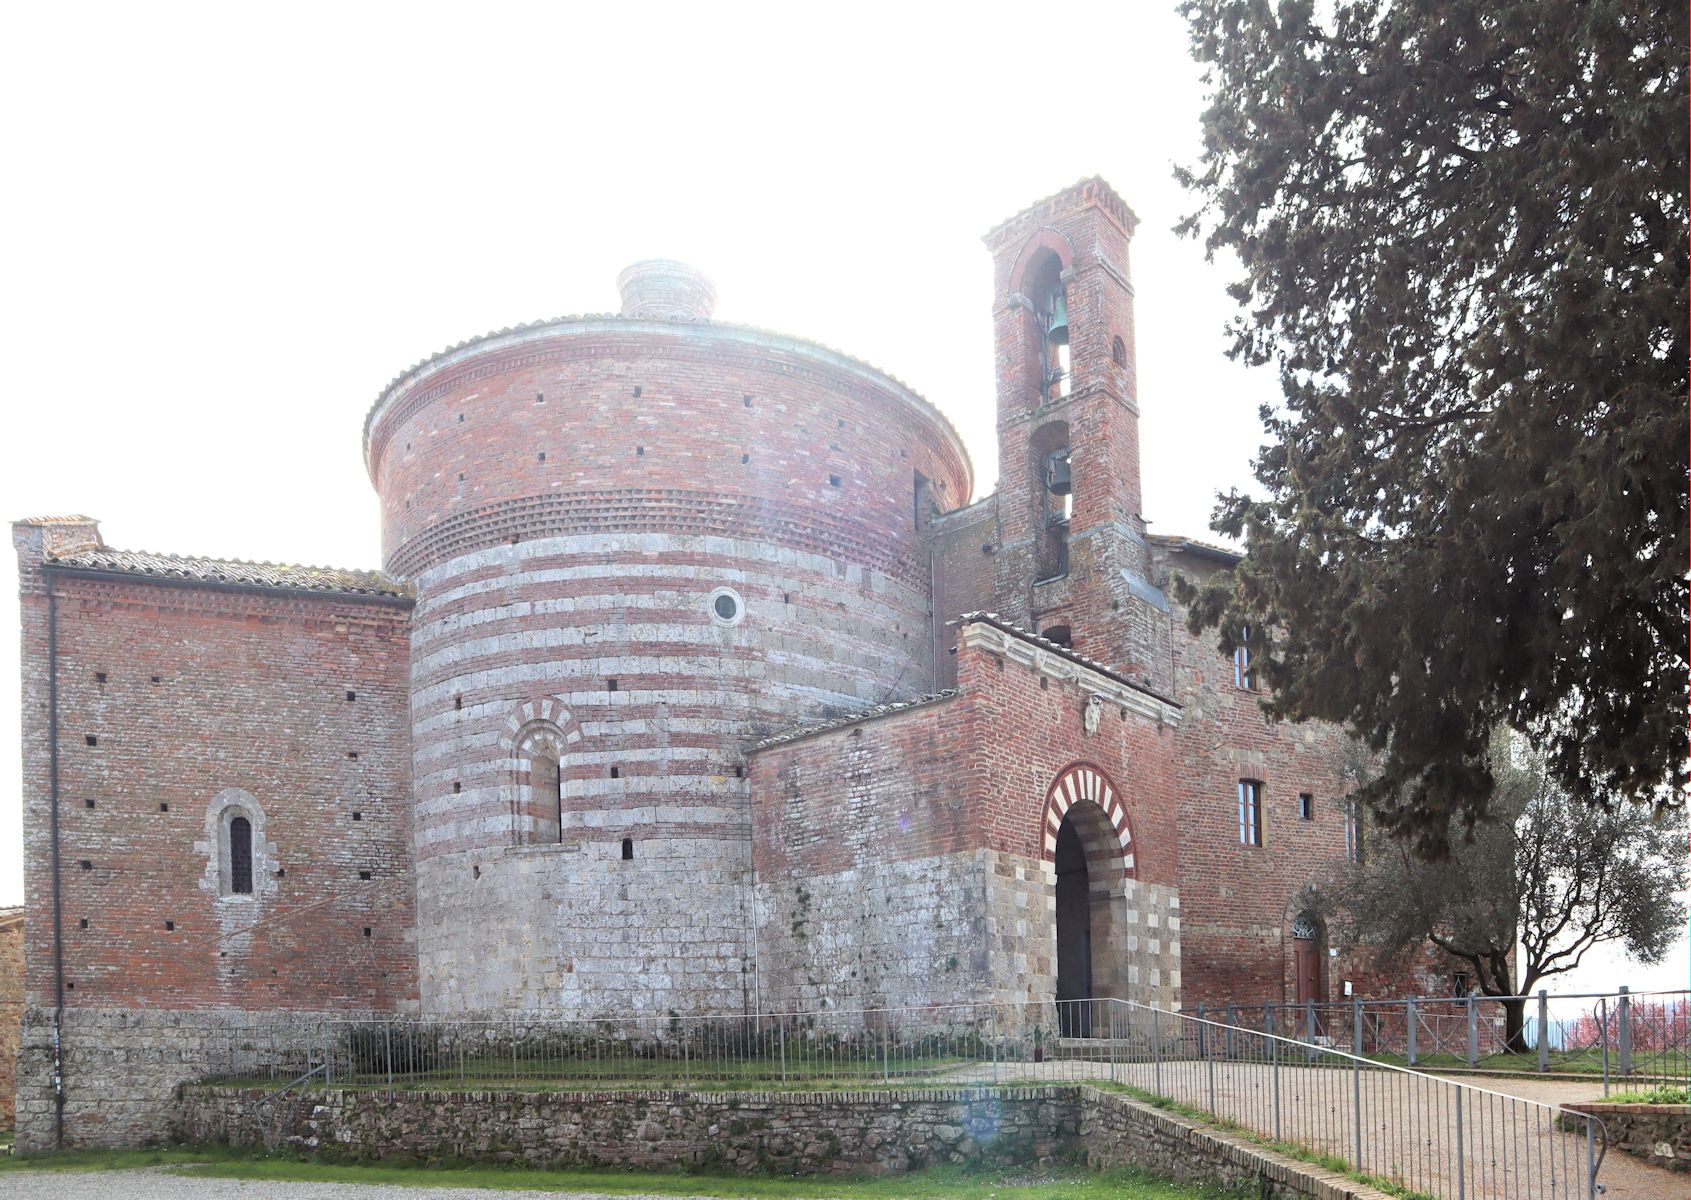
[934,1058,1685,1199]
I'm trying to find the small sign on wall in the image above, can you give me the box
[1343,980,1353,997]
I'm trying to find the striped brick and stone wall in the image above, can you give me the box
[366,265,973,1015]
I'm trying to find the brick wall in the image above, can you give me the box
[0,910,22,1130]
[749,622,1184,1014]
[1157,544,1404,1007]
[13,536,416,1012]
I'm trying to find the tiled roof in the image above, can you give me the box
[749,690,959,752]
[47,547,412,600]
[955,611,1181,708]
[1147,533,1244,564]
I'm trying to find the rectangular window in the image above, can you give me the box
[1452,971,1470,998]
[1238,780,1263,847]
[1234,625,1255,690]
[1299,792,1314,821]
[1345,799,1363,863]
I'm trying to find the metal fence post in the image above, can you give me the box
[1264,1003,1274,1041]
[1600,997,1610,1095]
[384,1021,394,1100]
[1108,1003,1117,1084]
[1206,1014,1217,1115]
[1196,1003,1206,1059]
[1271,1028,1281,1141]
[1585,1115,1597,1200]
[682,1018,691,1086]
[1538,989,1550,1073]
[1152,1006,1163,1095]
[1454,1085,1466,1200]
[1617,986,1632,1077]
[1407,994,1417,1066]
[1466,994,1478,1068]
[779,1016,786,1084]
[1305,998,1317,1061]
[1225,1004,1236,1060]
[1352,1000,1364,1171]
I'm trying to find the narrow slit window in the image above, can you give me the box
[1299,792,1313,821]
[621,837,634,861]
[229,816,253,895]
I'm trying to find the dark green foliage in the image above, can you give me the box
[1174,0,1689,854]
[1325,731,1686,1048]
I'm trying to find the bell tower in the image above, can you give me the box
[984,178,1153,673]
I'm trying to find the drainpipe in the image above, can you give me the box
[46,582,66,1148]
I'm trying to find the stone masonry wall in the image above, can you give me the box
[176,1083,1393,1196]
[416,833,753,1017]
[1080,1088,1395,1199]
[180,1085,1079,1174]
[15,1006,382,1151]
[1563,1103,1690,1174]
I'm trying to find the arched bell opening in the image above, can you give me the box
[1019,250,1071,404]
[1029,419,1071,583]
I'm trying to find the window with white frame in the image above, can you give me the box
[1234,625,1256,690]
[1238,780,1264,847]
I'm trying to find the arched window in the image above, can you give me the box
[228,816,253,894]
[513,720,568,845]
[1111,335,1127,367]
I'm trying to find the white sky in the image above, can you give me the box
[0,1,1681,997]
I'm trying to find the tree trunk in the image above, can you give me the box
[1501,995,1529,1055]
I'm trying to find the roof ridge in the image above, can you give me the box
[47,545,412,599]
[749,689,959,752]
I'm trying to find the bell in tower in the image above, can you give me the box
[1046,289,1070,346]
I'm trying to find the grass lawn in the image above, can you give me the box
[0,1148,1250,1198]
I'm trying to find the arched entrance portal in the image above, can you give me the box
[1041,763,1135,1037]
[1054,815,1093,1035]
[1292,912,1324,1005]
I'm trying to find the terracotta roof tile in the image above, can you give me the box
[47,547,412,600]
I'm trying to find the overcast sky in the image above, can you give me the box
[1,2,1681,995]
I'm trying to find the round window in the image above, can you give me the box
[707,587,745,627]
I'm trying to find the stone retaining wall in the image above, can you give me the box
[178,1086,1077,1174]
[176,1083,1394,1196]
[1563,1102,1690,1174]
[16,1006,383,1152]
[1080,1090,1393,1199]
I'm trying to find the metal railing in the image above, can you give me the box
[1195,989,1689,1093]
[198,997,1606,1199]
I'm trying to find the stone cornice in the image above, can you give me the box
[957,617,1181,727]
